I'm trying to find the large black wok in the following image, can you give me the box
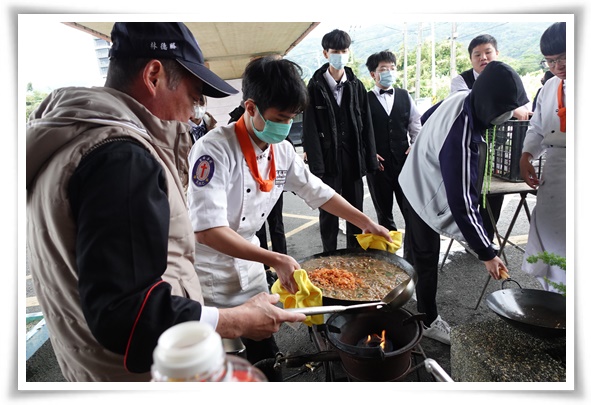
[298,247,417,306]
[486,280,566,339]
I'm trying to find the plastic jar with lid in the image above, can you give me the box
[151,321,267,382]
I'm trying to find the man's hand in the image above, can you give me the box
[216,293,306,340]
[377,154,385,171]
[484,256,509,280]
[267,253,300,294]
[513,106,530,121]
[519,153,540,189]
[361,222,393,242]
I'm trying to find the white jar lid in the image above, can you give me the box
[152,321,225,379]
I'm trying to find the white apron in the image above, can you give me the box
[521,147,566,292]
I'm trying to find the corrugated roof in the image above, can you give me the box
[64,22,319,80]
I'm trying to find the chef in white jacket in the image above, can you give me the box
[187,56,391,365]
[519,22,567,292]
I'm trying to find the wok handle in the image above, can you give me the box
[402,313,427,326]
[285,301,385,316]
[501,279,523,290]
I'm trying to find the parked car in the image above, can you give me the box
[287,112,303,146]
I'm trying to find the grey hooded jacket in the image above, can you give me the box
[399,61,529,261]
[26,86,203,381]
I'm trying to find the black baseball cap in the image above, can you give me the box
[109,22,238,98]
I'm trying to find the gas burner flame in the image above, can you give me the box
[361,330,391,351]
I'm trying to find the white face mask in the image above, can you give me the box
[491,110,513,125]
[194,106,206,120]
[377,70,396,88]
[328,53,349,70]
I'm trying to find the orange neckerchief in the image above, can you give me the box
[557,79,566,132]
[235,116,275,192]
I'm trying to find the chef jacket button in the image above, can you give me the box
[242,217,246,221]
[551,130,555,133]
[268,156,271,160]
[246,188,251,193]
[261,213,265,217]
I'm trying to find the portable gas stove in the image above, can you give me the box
[266,308,453,382]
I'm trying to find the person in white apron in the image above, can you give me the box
[187,56,392,367]
[520,22,567,293]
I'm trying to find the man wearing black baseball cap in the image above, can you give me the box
[109,22,237,98]
[26,22,304,382]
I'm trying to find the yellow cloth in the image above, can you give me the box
[271,269,323,326]
[356,230,403,253]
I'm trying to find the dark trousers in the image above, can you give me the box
[256,193,287,269]
[367,165,411,259]
[404,201,440,326]
[479,194,504,242]
[318,169,364,252]
[240,336,281,381]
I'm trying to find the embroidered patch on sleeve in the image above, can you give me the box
[192,155,215,187]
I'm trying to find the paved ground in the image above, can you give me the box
[25,146,544,383]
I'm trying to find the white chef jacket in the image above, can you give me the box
[187,122,335,308]
[520,76,566,291]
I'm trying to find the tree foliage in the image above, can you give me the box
[287,21,551,104]
[385,37,545,103]
[26,83,48,121]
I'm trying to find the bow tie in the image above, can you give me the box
[380,89,393,95]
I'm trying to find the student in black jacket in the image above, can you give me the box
[302,29,378,252]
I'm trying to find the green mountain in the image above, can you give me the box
[286,21,554,79]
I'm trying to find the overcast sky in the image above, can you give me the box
[19,18,105,92]
[17,18,331,93]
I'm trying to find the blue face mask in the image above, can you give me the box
[251,106,293,144]
[378,70,395,88]
[328,53,349,70]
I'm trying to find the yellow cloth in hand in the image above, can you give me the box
[271,269,323,326]
[356,230,403,253]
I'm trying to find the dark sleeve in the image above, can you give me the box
[439,120,495,261]
[302,81,326,176]
[358,83,378,173]
[532,88,541,112]
[69,140,203,373]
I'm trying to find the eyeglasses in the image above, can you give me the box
[540,55,566,69]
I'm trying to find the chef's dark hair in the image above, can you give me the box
[366,51,397,72]
[321,29,351,51]
[241,56,309,115]
[468,34,498,56]
[540,22,566,56]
